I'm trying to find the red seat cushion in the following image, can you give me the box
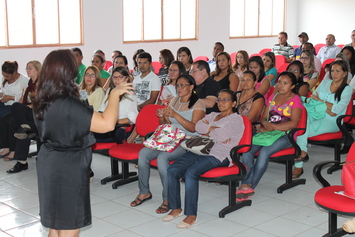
[200,164,240,178]
[270,147,295,157]
[309,132,342,141]
[315,185,355,214]
[92,142,116,151]
[150,159,174,167]
[109,144,145,160]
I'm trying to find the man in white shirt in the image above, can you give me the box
[316,34,341,63]
[133,52,161,110]
[207,42,224,72]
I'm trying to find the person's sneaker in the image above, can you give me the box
[6,162,28,174]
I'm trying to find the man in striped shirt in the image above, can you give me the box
[272,31,294,63]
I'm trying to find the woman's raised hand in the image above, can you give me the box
[113,83,134,96]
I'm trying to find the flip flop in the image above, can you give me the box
[343,220,355,233]
[236,188,255,199]
[130,193,152,207]
[3,156,15,161]
[236,196,251,202]
[156,203,170,214]
[0,151,10,158]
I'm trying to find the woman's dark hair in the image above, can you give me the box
[107,66,131,102]
[176,74,198,109]
[170,60,186,76]
[214,52,233,76]
[218,89,237,112]
[1,61,19,86]
[93,54,104,63]
[33,49,79,120]
[286,60,304,84]
[160,49,175,67]
[247,56,265,82]
[177,47,193,64]
[242,70,257,81]
[329,60,349,102]
[262,51,276,69]
[114,55,128,67]
[341,46,355,76]
[278,71,298,94]
[133,49,145,71]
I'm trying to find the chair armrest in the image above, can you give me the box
[115,124,130,128]
[229,144,252,176]
[313,160,341,188]
[287,127,305,159]
[337,114,353,142]
[144,132,154,140]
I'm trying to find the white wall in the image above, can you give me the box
[0,0,353,75]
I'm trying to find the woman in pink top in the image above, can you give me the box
[164,89,245,228]
[248,56,270,97]
[237,72,303,200]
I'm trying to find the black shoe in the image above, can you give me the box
[14,127,36,140]
[7,162,28,173]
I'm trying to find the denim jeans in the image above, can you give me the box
[138,146,186,200]
[242,134,292,189]
[167,152,229,216]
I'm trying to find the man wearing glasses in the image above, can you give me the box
[316,34,341,63]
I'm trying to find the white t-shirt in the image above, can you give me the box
[133,71,161,105]
[1,73,29,105]
[98,89,139,124]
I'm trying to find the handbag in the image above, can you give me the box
[180,135,215,155]
[252,130,285,146]
[252,93,286,146]
[143,124,186,152]
[300,96,327,120]
[342,159,355,199]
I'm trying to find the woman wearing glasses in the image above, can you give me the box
[299,50,319,91]
[80,66,105,111]
[164,89,245,228]
[130,75,205,214]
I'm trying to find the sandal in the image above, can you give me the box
[292,168,304,179]
[343,219,355,233]
[3,156,15,161]
[236,188,255,199]
[130,193,152,207]
[236,196,251,202]
[156,203,169,214]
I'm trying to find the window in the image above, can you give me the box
[230,0,285,38]
[123,0,197,42]
[0,0,82,48]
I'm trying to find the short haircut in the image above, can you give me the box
[193,60,210,75]
[94,49,105,55]
[215,42,224,50]
[303,42,314,48]
[113,50,122,55]
[71,47,83,56]
[138,52,152,63]
[279,31,288,38]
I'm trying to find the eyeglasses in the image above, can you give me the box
[159,57,163,60]
[25,67,34,70]
[112,75,125,80]
[84,73,96,78]
[176,84,190,88]
[216,98,233,103]
[169,69,179,72]
[189,69,201,74]
[299,57,309,60]
[287,69,300,73]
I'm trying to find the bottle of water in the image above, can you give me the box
[79,90,89,105]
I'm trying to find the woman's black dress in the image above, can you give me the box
[35,95,95,229]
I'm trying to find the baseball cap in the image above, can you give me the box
[298,32,309,38]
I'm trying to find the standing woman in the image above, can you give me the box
[81,66,105,111]
[262,52,277,85]
[293,60,352,178]
[299,50,319,91]
[0,61,28,118]
[158,49,175,86]
[232,50,249,79]
[248,56,270,97]
[32,49,133,237]
[177,47,193,73]
[211,52,239,92]
[157,61,186,106]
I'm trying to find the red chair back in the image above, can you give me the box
[194,56,209,62]
[319,58,335,81]
[151,61,163,75]
[236,116,253,153]
[259,48,272,55]
[230,52,237,65]
[277,63,289,76]
[249,53,260,58]
[338,44,344,49]
[275,55,287,69]
[314,44,326,54]
[135,104,164,136]
[296,107,307,137]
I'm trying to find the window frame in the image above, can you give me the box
[122,0,199,43]
[0,0,83,49]
[229,0,286,39]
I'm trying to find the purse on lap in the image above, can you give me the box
[180,135,215,155]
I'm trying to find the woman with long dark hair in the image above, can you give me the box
[32,49,133,237]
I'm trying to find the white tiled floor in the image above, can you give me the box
[0,144,352,237]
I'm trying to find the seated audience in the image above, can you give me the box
[232,50,249,79]
[91,54,110,86]
[272,31,294,63]
[262,52,277,85]
[300,50,319,91]
[237,72,303,199]
[158,49,175,86]
[323,53,353,82]
[94,49,112,71]
[344,30,355,50]
[164,89,244,228]
[81,66,105,111]
[316,34,341,63]
[177,47,193,73]
[132,49,145,76]
[130,74,205,214]
[248,56,270,97]
[190,60,221,114]
[293,60,352,178]
[72,47,86,85]
[302,42,321,73]
[158,61,186,106]
[211,52,239,91]
[341,46,355,76]
[207,42,224,72]
[235,70,265,130]
[293,32,310,60]
[104,55,132,89]
[108,50,123,74]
